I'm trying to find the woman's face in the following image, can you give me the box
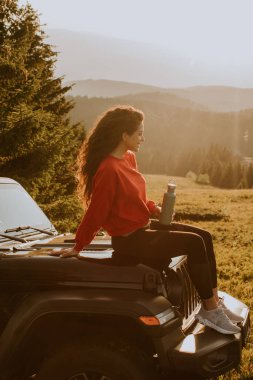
[123,123,145,152]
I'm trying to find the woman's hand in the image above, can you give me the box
[152,205,162,218]
[48,247,80,258]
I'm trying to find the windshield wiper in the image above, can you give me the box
[4,225,55,236]
[0,233,27,243]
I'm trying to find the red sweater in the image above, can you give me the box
[74,151,156,251]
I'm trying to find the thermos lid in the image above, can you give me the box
[167,183,176,191]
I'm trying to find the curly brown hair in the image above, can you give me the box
[76,105,144,204]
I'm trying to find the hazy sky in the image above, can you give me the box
[19,0,253,68]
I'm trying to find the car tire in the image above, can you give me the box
[35,341,158,380]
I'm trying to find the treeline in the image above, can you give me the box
[195,145,253,189]
[137,145,253,189]
[68,95,253,189]
[69,94,253,159]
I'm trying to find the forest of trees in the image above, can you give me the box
[69,94,253,159]
[137,144,253,189]
[69,96,253,189]
[0,0,252,229]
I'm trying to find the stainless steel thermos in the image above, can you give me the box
[159,182,176,225]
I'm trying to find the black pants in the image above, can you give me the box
[112,222,217,300]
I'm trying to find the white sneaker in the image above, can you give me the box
[195,305,241,334]
[218,298,244,323]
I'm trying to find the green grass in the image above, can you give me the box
[145,174,253,380]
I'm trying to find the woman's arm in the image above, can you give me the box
[74,166,117,251]
[50,165,117,258]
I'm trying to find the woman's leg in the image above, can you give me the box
[112,229,241,334]
[113,228,214,301]
[152,222,219,302]
[166,222,218,291]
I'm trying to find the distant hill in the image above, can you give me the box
[69,95,253,161]
[46,29,253,89]
[67,79,253,112]
[66,79,162,98]
[169,86,253,112]
[46,29,192,88]
[116,92,207,111]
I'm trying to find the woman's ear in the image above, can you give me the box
[122,132,128,142]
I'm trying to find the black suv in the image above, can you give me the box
[0,178,250,380]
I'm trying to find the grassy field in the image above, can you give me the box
[145,174,253,380]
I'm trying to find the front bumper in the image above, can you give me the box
[157,292,251,378]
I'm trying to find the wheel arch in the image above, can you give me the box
[11,312,156,378]
[0,290,162,378]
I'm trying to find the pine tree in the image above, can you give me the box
[233,161,243,188]
[219,163,234,188]
[0,0,83,202]
[246,163,253,188]
[210,161,222,187]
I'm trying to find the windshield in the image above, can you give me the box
[0,183,52,232]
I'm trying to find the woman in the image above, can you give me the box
[52,105,242,335]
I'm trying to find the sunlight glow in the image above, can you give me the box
[177,334,196,354]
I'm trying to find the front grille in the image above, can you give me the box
[241,311,251,347]
[170,256,200,329]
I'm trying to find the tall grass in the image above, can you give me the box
[145,175,253,380]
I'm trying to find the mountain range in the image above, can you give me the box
[46,29,253,89]
[66,79,253,112]
[69,91,253,160]
[43,28,253,159]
